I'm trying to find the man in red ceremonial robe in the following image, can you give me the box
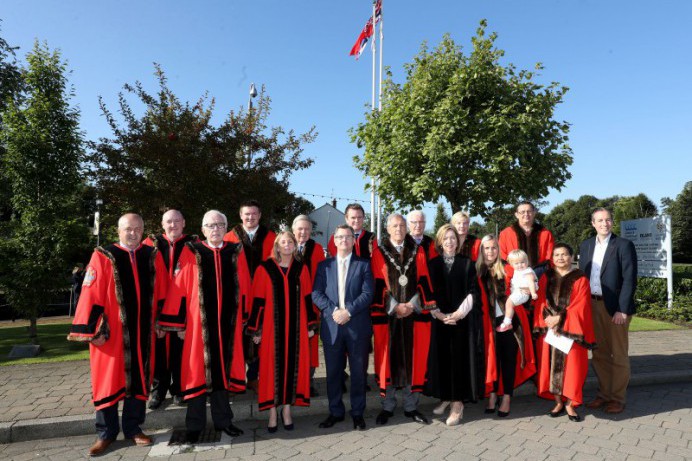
[407,210,438,260]
[327,203,378,258]
[223,199,275,390]
[158,210,251,443]
[498,201,554,277]
[68,213,167,456]
[371,214,436,425]
[143,209,198,409]
[292,214,326,396]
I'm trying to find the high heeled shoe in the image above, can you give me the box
[280,409,294,431]
[566,406,582,422]
[445,403,464,426]
[549,406,566,418]
[484,394,498,414]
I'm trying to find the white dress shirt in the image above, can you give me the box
[589,233,611,296]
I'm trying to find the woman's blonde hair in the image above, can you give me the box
[272,231,298,261]
[435,224,460,254]
[450,211,470,225]
[475,234,505,280]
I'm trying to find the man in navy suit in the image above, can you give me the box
[579,208,637,414]
[312,224,374,430]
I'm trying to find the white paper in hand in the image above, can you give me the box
[545,328,574,354]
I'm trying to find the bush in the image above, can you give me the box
[635,274,692,324]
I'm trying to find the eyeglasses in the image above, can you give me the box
[517,210,534,215]
[203,222,226,230]
[409,221,425,225]
[334,235,354,241]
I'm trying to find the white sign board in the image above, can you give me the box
[620,215,673,308]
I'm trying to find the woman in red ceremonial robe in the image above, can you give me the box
[476,235,536,417]
[451,211,481,261]
[247,231,317,432]
[534,243,596,422]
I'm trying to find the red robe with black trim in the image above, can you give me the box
[499,223,554,277]
[143,233,198,375]
[477,270,536,397]
[417,235,439,261]
[296,239,326,368]
[328,229,378,259]
[460,235,481,262]
[246,259,317,410]
[68,243,167,410]
[370,235,435,395]
[157,242,251,399]
[534,269,595,406]
[223,224,275,278]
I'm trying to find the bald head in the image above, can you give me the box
[162,209,185,241]
[117,213,144,250]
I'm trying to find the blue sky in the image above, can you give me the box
[2,0,690,224]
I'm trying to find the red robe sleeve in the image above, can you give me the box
[157,247,194,332]
[236,248,252,324]
[327,235,336,257]
[68,251,110,342]
[471,238,481,262]
[539,229,555,267]
[309,243,326,286]
[415,250,435,310]
[370,248,388,314]
[247,265,269,334]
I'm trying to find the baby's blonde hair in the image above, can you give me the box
[507,249,529,264]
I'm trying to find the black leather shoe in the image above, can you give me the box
[353,416,366,430]
[148,396,163,410]
[567,409,582,422]
[219,423,244,437]
[404,410,430,424]
[549,407,566,418]
[185,431,200,444]
[319,414,345,429]
[375,410,393,425]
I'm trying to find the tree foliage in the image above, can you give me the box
[351,20,572,215]
[0,41,85,340]
[432,203,450,233]
[611,193,657,235]
[87,65,316,237]
[662,182,692,263]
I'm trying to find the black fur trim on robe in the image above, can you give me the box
[98,244,157,399]
[262,260,305,406]
[232,224,270,277]
[511,222,544,267]
[149,233,197,273]
[295,239,316,273]
[379,235,420,388]
[188,241,242,392]
[460,234,478,259]
[478,266,528,369]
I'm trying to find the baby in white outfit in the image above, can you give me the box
[497,249,538,332]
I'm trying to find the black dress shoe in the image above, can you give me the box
[319,414,345,429]
[497,409,510,418]
[375,410,393,425]
[567,409,582,422]
[219,423,244,437]
[549,407,566,418]
[185,431,200,444]
[267,424,278,433]
[404,410,430,424]
[352,415,366,430]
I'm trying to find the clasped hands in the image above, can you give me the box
[394,302,415,319]
[333,307,351,325]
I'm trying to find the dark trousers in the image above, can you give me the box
[322,325,370,418]
[151,333,183,398]
[246,359,259,381]
[186,391,233,432]
[95,397,145,440]
[493,316,518,397]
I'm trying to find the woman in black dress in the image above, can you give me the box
[426,224,483,426]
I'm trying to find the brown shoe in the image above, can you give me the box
[605,401,625,414]
[88,438,114,456]
[130,432,153,446]
[586,397,610,410]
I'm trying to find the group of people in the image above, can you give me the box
[68,200,637,456]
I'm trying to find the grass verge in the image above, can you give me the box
[0,322,89,366]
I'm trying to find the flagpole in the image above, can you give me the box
[375,0,383,240]
[370,0,377,232]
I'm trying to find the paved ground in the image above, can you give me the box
[1,381,690,461]
[0,328,691,459]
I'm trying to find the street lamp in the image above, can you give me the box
[94,199,103,246]
[247,83,258,168]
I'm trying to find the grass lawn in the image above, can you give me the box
[630,316,685,331]
[0,316,685,366]
[0,322,89,366]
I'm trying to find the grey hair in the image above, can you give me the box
[202,209,228,226]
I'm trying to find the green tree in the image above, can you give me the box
[612,193,657,235]
[432,203,450,233]
[0,25,25,222]
[351,20,572,215]
[662,182,692,263]
[87,65,316,237]
[544,195,601,252]
[0,41,86,341]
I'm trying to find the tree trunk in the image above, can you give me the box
[28,317,38,345]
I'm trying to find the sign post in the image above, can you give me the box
[620,215,673,309]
